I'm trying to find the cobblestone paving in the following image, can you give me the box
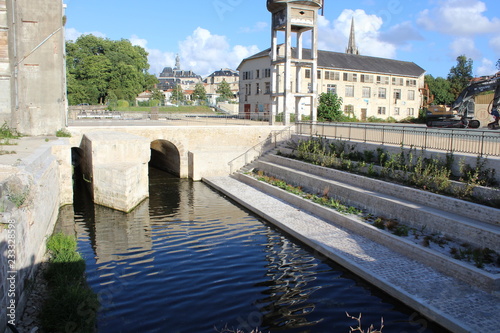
[205,176,500,333]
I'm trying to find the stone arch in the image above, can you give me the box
[150,139,182,177]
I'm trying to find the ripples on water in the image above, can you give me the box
[56,167,444,333]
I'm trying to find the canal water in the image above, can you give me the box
[56,167,446,333]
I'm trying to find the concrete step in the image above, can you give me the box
[203,175,500,333]
[253,156,500,254]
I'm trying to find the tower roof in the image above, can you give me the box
[346,17,359,55]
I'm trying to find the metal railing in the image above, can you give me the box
[296,122,500,157]
[228,126,295,174]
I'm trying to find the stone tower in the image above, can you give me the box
[174,54,181,70]
[267,0,323,125]
[1,0,67,135]
[346,17,359,55]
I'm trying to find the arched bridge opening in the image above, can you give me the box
[150,140,181,177]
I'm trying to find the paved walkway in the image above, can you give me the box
[204,176,500,333]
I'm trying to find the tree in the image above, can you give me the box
[317,93,343,121]
[192,83,207,102]
[170,84,185,104]
[150,88,165,106]
[216,79,233,101]
[425,75,454,105]
[497,59,500,70]
[66,35,158,105]
[447,55,473,99]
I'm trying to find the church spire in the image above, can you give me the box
[346,17,359,55]
[174,54,181,70]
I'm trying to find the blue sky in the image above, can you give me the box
[64,0,500,78]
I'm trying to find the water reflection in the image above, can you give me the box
[58,167,444,333]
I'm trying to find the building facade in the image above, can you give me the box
[237,47,426,121]
[0,0,67,135]
[203,68,239,105]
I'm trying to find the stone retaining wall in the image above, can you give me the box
[0,140,72,332]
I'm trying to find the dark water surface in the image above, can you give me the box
[57,167,446,333]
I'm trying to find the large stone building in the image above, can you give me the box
[203,68,239,105]
[0,0,67,135]
[237,19,426,121]
[156,55,202,91]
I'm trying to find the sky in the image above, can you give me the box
[64,0,500,78]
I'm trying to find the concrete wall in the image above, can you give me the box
[0,1,11,125]
[0,139,72,332]
[69,125,288,180]
[3,0,67,135]
[80,131,150,212]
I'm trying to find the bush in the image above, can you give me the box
[117,100,129,108]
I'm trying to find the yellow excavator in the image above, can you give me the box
[425,72,500,129]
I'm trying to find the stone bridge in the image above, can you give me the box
[68,125,291,212]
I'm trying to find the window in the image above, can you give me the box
[255,83,260,95]
[243,71,253,80]
[265,82,271,94]
[394,89,401,100]
[343,73,357,82]
[345,85,354,97]
[361,74,373,83]
[362,87,371,98]
[408,90,415,100]
[394,107,400,116]
[308,83,313,93]
[264,68,271,78]
[245,84,251,96]
[317,70,321,79]
[406,79,417,87]
[344,105,354,114]
[325,71,340,80]
[256,70,260,79]
[305,69,311,79]
[327,84,337,94]
[378,87,386,99]
[378,107,386,115]
[407,108,415,116]
[377,76,389,85]
[392,77,404,86]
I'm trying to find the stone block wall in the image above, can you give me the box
[0,140,72,332]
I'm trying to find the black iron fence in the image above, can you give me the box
[296,122,500,157]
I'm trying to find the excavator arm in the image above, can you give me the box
[451,73,500,116]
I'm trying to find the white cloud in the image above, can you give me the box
[240,21,268,33]
[64,27,106,41]
[417,0,500,36]
[449,37,481,59]
[178,27,259,76]
[476,58,496,76]
[490,36,500,55]
[318,9,396,59]
[129,35,175,76]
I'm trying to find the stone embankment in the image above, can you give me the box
[204,151,500,333]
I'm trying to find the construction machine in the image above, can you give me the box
[425,72,500,129]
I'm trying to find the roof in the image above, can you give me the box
[207,68,239,77]
[238,47,426,77]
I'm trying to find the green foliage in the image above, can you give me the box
[170,84,185,104]
[216,79,234,101]
[425,75,455,105]
[117,99,129,108]
[150,88,165,104]
[497,59,500,70]
[317,93,343,121]
[55,128,72,137]
[192,82,207,101]
[66,34,158,105]
[42,233,99,333]
[448,55,473,99]
[0,122,19,140]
